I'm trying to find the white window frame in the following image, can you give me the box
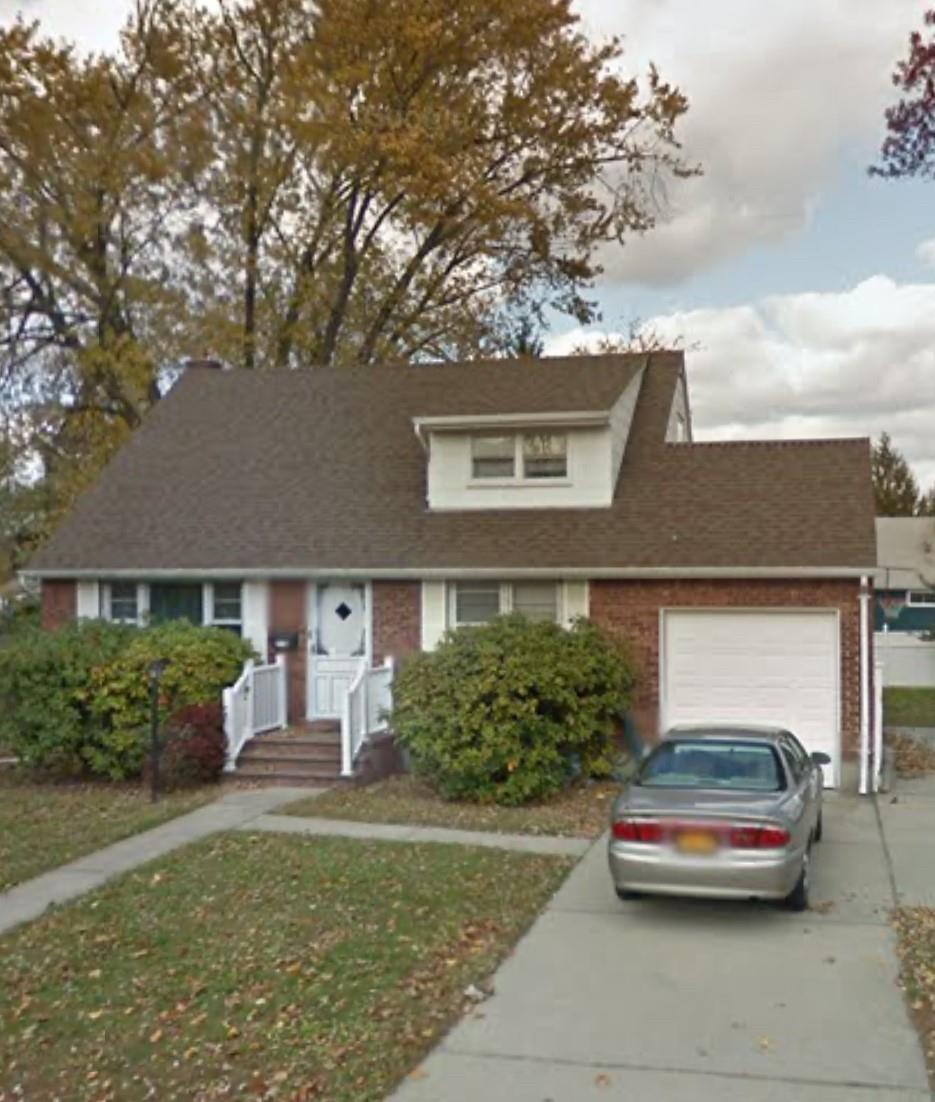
[206,581,243,633]
[102,581,141,625]
[99,581,243,634]
[906,589,935,608]
[448,581,562,627]
[468,432,569,486]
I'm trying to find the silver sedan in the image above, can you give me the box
[608,725,828,911]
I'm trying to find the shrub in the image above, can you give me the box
[89,621,252,778]
[153,701,228,789]
[0,620,136,775]
[393,615,637,805]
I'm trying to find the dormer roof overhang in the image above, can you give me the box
[412,409,610,449]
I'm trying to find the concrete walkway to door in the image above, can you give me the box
[392,783,934,1101]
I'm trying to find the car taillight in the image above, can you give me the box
[612,818,663,843]
[728,825,790,849]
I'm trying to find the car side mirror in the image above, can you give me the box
[810,751,831,766]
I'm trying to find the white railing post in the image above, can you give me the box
[873,659,884,792]
[222,685,235,772]
[341,690,354,777]
[275,653,288,729]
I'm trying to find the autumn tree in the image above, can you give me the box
[0,0,694,566]
[871,433,935,516]
[873,10,935,180]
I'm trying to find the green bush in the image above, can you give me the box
[393,615,637,806]
[0,618,252,780]
[88,622,252,778]
[0,620,136,774]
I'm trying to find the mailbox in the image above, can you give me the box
[270,631,299,652]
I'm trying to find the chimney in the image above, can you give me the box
[185,357,226,371]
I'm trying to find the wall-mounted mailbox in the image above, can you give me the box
[271,631,299,652]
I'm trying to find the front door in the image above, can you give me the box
[310,583,367,718]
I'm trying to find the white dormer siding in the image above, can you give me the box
[418,371,645,512]
[665,370,692,443]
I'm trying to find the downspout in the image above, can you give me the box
[858,575,871,795]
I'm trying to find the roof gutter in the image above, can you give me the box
[412,409,610,448]
[23,565,877,582]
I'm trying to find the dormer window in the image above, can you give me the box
[470,432,568,481]
[471,435,515,478]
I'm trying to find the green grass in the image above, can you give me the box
[885,687,935,728]
[284,773,620,837]
[0,777,216,891]
[0,832,571,1101]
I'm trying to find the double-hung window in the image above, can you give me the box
[107,582,139,624]
[451,581,560,627]
[470,433,567,481]
[210,582,243,634]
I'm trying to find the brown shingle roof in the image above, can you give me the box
[29,352,876,574]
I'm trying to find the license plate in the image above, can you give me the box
[677,830,719,855]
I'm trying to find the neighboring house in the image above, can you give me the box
[25,352,877,787]
[874,516,935,688]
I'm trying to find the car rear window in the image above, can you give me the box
[637,740,785,792]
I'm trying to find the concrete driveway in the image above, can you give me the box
[393,784,932,1101]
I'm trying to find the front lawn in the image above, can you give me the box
[0,777,216,891]
[0,832,570,1101]
[894,906,935,1089]
[885,687,935,728]
[284,773,619,838]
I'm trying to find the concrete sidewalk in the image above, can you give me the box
[392,785,934,1101]
[0,786,311,935]
[244,813,592,858]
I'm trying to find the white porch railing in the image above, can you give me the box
[223,654,288,770]
[341,656,395,777]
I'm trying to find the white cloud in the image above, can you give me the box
[577,0,921,285]
[547,273,935,487]
[916,239,935,268]
[0,0,128,50]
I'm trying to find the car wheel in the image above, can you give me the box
[814,811,823,843]
[784,849,810,912]
[615,887,642,901]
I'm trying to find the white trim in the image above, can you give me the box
[76,580,100,620]
[906,588,935,607]
[859,576,872,795]
[26,565,876,581]
[413,409,610,447]
[658,607,842,786]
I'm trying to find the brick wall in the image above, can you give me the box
[372,581,421,665]
[268,580,308,723]
[40,579,77,630]
[589,578,863,758]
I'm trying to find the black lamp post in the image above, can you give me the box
[148,659,169,803]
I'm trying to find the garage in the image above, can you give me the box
[661,609,841,785]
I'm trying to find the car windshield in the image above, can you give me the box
[638,739,785,792]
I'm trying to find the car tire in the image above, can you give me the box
[615,887,642,901]
[784,849,810,912]
[814,812,823,843]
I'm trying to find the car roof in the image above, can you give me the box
[662,724,790,744]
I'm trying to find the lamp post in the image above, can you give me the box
[148,659,169,803]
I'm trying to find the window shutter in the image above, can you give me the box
[421,581,447,650]
[562,581,589,626]
[242,581,269,658]
[76,581,100,620]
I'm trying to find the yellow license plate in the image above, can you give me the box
[677,831,719,855]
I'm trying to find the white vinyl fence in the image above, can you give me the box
[223,655,288,769]
[341,657,394,777]
[875,632,935,689]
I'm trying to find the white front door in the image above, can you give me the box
[661,610,840,786]
[310,583,368,718]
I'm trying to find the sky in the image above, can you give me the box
[3,0,935,487]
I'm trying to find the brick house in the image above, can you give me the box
[27,352,877,788]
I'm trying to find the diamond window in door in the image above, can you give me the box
[316,584,366,656]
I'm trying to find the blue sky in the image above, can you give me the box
[3,0,934,485]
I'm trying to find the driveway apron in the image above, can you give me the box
[392,788,931,1101]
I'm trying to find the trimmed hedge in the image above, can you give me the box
[0,620,251,780]
[393,615,637,805]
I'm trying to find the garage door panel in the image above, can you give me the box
[662,610,840,786]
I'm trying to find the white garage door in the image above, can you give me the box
[661,610,840,786]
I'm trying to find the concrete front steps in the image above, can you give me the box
[234,723,343,786]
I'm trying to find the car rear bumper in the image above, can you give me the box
[608,840,804,901]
